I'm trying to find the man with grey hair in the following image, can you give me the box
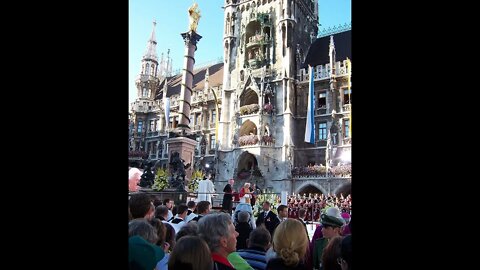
[198,212,239,270]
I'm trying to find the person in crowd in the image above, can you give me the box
[222,178,235,214]
[129,167,142,192]
[235,211,253,250]
[185,201,197,222]
[129,235,165,270]
[168,235,213,270]
[266,219,308,270]
[129,193,155,220]
[297,208,310,240]
[190,201,211,222]
[237,227,271,270]
[239,182,252,204]
[321,236,342,270]
[169,204,189,233]
[197,174,215,203]
[198,212,239,270]
[175,222,198,242]
[312,208,345,270]
[163,198,174,221]
[277,205,289,222]
[255,201,280,238]
[129,219,158,244]
[338,235,351,270]
[149,218,170,270]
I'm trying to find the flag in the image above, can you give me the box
[164,97,170,128]
[346,58,352,138]
[304,65,315,143]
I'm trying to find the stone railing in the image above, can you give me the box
[129,151,148,158]
[239,134,259,146]
[297,60,351,82]
[292,164,351,178]
[239,104,260,116]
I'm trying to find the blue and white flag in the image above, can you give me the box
[164,97,170,126]
[304,65,315,144]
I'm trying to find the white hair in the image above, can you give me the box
[129,167,142,180]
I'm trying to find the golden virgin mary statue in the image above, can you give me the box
[188,2,201,32]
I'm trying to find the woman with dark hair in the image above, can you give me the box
[338,235,351,270]
[168,236,213,270]
[321,236,342,270]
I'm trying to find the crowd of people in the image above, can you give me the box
[287,193,352,222]
[129,168,352,270]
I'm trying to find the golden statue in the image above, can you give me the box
[188,2,201,32]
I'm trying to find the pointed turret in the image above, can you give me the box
[329,35,336,76]
[143,20,158,62]
[135,20,160,100]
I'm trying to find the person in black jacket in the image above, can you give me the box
[255,201,280,238]
[235,211,253,250]
[222,178,234,214]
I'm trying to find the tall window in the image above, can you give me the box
[318,122,327,140]
[149,120,155,132]
[156,119,160,131]
[195,113,201,126]
[142,88,147,97]
[211,110,216,123]
[317,92,326,114]
[137,121,143,133]
[344,89,351,105]
[344,119,350,138]
[210,134,216,150]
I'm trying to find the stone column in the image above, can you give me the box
[177,30,202,133]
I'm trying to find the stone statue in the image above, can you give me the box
[169,151,191,191]
[264,124,270,136]
[139,163,155,188]
[188,2,201,32]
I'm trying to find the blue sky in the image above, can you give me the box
[129,0,351,105]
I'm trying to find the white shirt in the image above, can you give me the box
[185,211,197,223]
[167,210,173,221]
[196,179,215,203]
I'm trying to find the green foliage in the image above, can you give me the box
[152,168,168,191]
[253,192,280,217]
[188,170,204,192]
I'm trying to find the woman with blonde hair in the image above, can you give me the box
[266,219,308,269]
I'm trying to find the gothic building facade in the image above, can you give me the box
[129,0,351,196]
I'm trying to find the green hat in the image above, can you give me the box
[129,235,165,270]
[320,214,345,227]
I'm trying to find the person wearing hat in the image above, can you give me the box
[129,235,165,270]
[312,207,345,270]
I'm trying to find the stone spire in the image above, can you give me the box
[143,20,158,62]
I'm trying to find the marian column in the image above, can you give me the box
[178,2,202,132]
[166,2,202,195]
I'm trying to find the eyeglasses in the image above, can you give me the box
[337,257,346,266]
